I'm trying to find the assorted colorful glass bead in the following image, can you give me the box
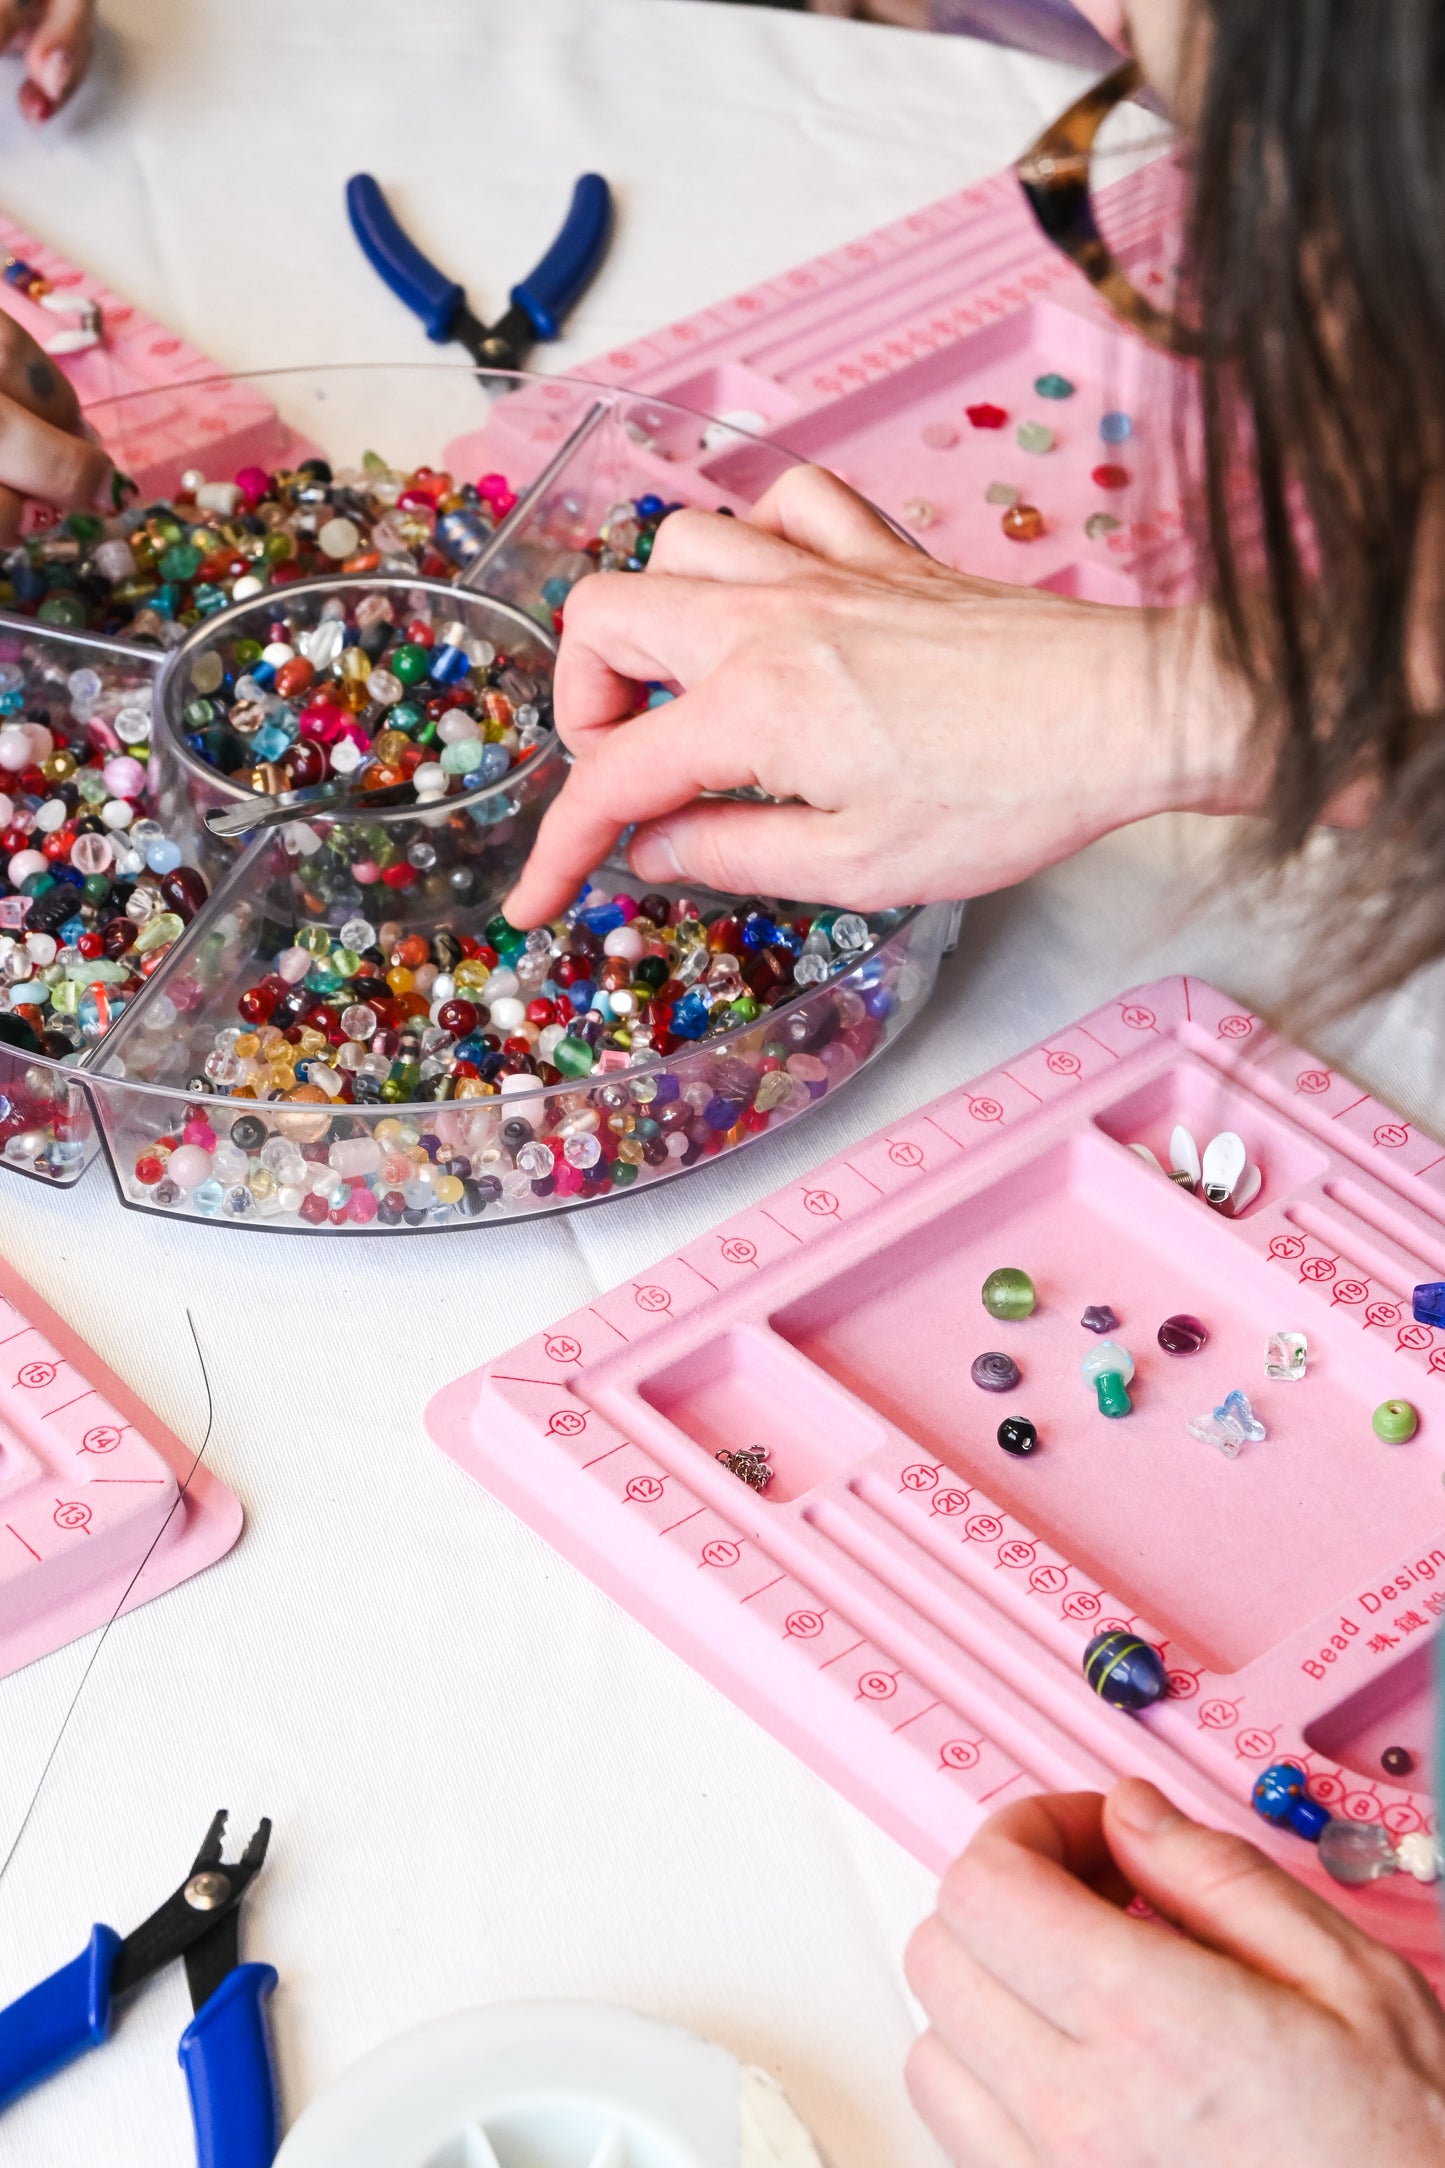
[122,882,910,1223]
[0,456,519,638]
[0,655,205,1063]
[175,591,551,808]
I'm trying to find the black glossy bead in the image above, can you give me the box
[997,1416,1038,1456]
[1382,1745,1414,1778]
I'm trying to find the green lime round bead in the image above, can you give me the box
[390,642,430,686]
[981,1267,1036,1320]
[37,592,86,627]
[1373,1399,1419,1443]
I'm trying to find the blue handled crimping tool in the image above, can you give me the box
[0,1810,278,2168]
[346,170,613,371]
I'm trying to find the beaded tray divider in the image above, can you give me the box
[429,977,1445,1984]
[0,1245,241,1675]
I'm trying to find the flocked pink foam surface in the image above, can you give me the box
[428,979,1445,1983]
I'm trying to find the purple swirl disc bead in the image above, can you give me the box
[971,1350,1022,1393]
[1158,1313,1208,1354]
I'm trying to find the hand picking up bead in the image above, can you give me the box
[1187,1388,1266,1457]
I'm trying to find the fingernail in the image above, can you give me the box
[34,47,70,103]
[630,827,683,882]
[1111,1780,1180,1836]
[95,470,136,515]
[18,78,54,122]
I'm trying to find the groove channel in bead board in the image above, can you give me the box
[1303,1634,1438,1788]
[766,1132,1445,1676]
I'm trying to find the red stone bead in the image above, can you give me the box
[237,985,276,1023]
[298,1191,329,1224]
[1092,463,1131,490]
[77,931,104,959]
[160,867,208,920]
[274,656,315,699]
[284,739,328,789]
[380,863,416,890]
[966,402,1008,429]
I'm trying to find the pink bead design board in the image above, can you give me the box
[0,206,286,505]
[470,151,1193,606]
[0,1250,240,1677]
[429,979,1445,1983]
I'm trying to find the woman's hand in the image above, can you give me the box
[504,466,1260,928]
[0,310,117,541]
[904,1779,1445,2166]
[9,0,95,121]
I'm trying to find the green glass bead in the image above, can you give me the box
[159,543,202,582]
[37,592,86,627]
[1085,512,1122,541]
[1373,1399,1419,1443]
[65,511,104,546]
[1016,420,1056,454]
[233,638,264,669]
[390,643,429,686]
[390,701,425,734]
[1034,372,1075,399]
[981,1267,1036,1321]
[81,874,111,904]
[610,1160,639,1187]
[1095,1372,1133,1418]
[184,697,222,729]
[551,1036,594,1079]
[485,912,521,948]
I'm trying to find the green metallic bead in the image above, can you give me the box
[981,1267,1036,1321]
[390,701,425,733]
[390,642,429,685]
[1095,1372,1133,1418]
[1373,1399,1419,1443]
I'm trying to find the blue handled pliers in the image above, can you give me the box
[0,1811,277,2168]
[346,170,612,371]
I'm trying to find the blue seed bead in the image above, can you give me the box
[1289,1798,1331,1842]
[249,659,276,690]
[635,493,665,519]
[1083,1630,1167,1711]
[1412,1280,1445,1327]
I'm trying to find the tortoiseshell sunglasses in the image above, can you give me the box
[1015,57,1195,356]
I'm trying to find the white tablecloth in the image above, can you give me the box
[0,5,1437,2162]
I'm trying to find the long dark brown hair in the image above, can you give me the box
[1185,0,1445,1007]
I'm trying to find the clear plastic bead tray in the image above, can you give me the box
[428,978,1445,1983]
[0,148,1190,1226]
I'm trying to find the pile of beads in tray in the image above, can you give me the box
[0,458,519,639]
[120,881,911,1225]
[175,591,551,808]
[0,657,206,1060]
